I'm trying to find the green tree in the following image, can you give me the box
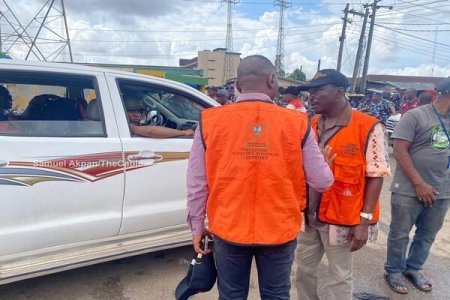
[287,68,306,81]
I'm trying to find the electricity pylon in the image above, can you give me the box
[222,0,239,85]
[274,0,291,76]
[0,0,73,62]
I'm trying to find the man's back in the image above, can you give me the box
[202,100,310,244]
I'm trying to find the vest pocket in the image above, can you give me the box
[333,159,362,184]
[321,160,364,225]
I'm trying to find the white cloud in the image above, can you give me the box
[372,63,450,77]
[1,0,449,79]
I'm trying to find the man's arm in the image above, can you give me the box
[186,128,210,254]
[349,177,383,252]
[302,129,334,192]
[131,125,193,138]
[391,110,439,206]
[349,123,389,251]
[393,139,439,207]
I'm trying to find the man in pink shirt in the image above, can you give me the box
[186,55,334,299]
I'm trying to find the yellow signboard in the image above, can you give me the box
[137,70,166,78]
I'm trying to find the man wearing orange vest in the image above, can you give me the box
[186,55,334,299]
[295,69,391,300]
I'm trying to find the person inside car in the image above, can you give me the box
[0,85,13,121]
[124,94,194,138]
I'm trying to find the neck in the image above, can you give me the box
[325,98,346,119]
[434,99,450,116]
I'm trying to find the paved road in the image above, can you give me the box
[1,156,449,300]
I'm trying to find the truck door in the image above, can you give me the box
[106,74,212,235]
[0,68,124,257]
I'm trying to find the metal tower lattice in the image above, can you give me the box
[222,0,239,85]
[0,0,73,62]
[274,0,291,76]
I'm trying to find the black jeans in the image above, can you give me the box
[214,236,297,300]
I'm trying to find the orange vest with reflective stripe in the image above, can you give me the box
[311,111,380,226]
[201,101,309,245]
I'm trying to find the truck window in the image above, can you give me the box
[0,71,106,137]
[117,79,204,134]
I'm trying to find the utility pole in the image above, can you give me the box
[274,0,292,76]
[431,25,438,77]
[360,0,392,92]
[350,8,369,93]
[337,3,350,72]
[222,0,239,85]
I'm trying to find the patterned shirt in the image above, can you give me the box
[365,98,394,125]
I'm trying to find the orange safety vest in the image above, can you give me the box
[201,100,309,245]
[311,111,380,226]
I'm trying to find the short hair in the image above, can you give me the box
[237,55,275,89]
[0,85,12,110]
[419,92,433,105]
[404,88,417,95]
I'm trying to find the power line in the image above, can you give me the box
[0,21,341,33]
[180,0,361,5]
[59,28,339,43]
[375,24,450,48]
[379,28,450,32]
[372,35,450,62]
[376,22,450,25]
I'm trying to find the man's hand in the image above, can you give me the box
[414,181,439,207]
[183,129,194,136]
[192,230,213,254]
[348,222,369,252]
[321,146,337,166]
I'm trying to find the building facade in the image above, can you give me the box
[180,48,241,87]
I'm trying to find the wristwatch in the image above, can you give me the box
[360,212,373,221]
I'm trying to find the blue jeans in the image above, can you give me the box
[214,236,297,300]
[385,193,450,274]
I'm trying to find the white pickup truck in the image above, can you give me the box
[0,60,217,284]
[385,113,401,144]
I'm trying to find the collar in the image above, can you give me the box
[236,93,273,103]
[317,100,353,128]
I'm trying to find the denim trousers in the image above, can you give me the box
[213,236,297,300]
[385,192,450,274]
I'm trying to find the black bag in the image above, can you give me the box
[175,237,217,300]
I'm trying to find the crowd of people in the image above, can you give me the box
[188,55,449,299]
[205,79,440,127]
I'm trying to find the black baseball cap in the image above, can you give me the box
[175,253,217,300]
[299,69,350,91]
[282,86,300,96]
[436,77,450,95]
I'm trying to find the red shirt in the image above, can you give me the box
[400,97,419,114]
[287,98,306,112]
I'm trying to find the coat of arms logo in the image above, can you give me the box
[253,125,263,135]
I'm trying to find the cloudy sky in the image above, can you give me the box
[1,0,449,79]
